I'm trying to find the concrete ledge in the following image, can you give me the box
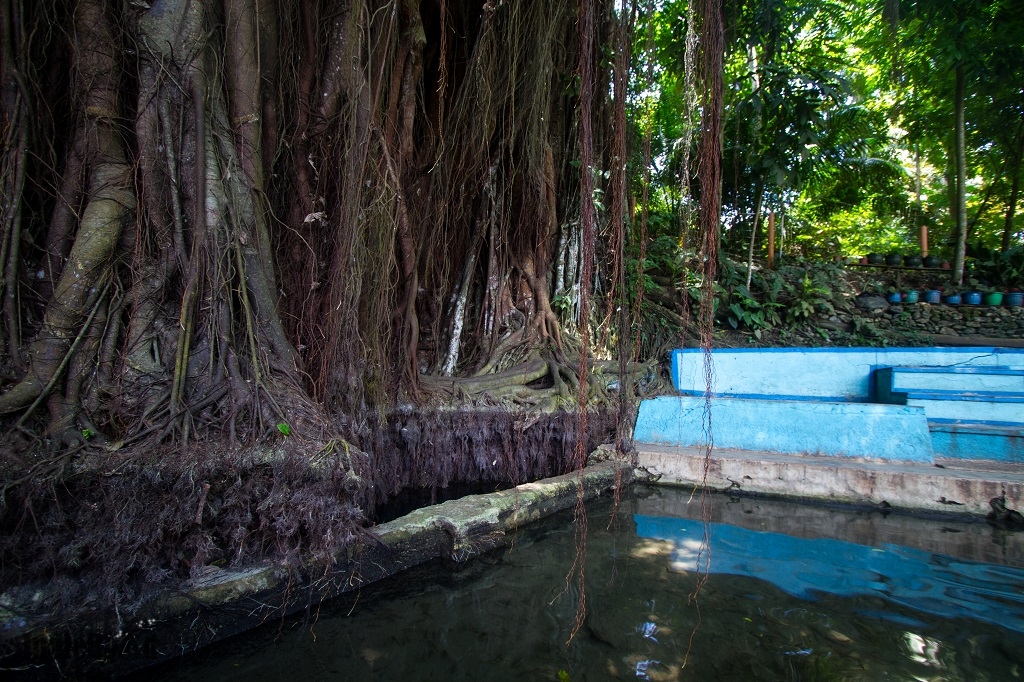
[907,395,1024,424]
[634,395,935,462]
[930,422,1024,462]
[0,460,637,678]
[637,443,1024,515]
[890,365,1024,393]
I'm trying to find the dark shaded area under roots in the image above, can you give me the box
[0,408,616,620]
[362,407,617,513]
[366,408,617,524]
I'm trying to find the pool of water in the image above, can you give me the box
[154,486,1024,681]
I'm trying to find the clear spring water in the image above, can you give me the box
[156,486,1024,681]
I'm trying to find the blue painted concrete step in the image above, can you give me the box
[875,365,1024,426]
[929,421,1024,462]
[890,366,1024,394]
[907,396,1024,425]
[633,395,935,463]
[652,348,1024,465]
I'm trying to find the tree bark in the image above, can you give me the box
[1003,132,1023,251]
[0,0,133,415]
[953,62,968,285]
[745,181,764,289]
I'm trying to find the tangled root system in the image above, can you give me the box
[0,406,614,617]
[0,441,371,615]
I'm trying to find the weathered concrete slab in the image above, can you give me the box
[635,395,935,462]
[0,460,637,679]
[637,443,1024,515]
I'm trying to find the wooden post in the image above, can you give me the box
[920,224,928,257]
[767,211,776,269]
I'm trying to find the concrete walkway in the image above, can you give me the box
[636,442,1024,516]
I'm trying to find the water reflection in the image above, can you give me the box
[155,486,1024,681]
[636,513,1024,633]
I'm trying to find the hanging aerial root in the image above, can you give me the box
[10,282,111,428]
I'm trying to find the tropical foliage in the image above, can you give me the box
[635,0,1024,270]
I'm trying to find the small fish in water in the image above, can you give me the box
[638,621,659,643]
[635,659,660,679]
[785,648,813,656]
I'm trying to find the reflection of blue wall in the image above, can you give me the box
[635,514,1024,633]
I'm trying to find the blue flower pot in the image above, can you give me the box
[1007,292,1023,307]
[965,292,982,305]
[944,294,962,305]
[887,292,902,304]
[904,290,919,304]
[923,290,941,304]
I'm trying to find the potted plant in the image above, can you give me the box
[965,291,983,305]
[867,252,884,265]
[1007,291,1024,307]
[885,252,903,266]
[923,289,941,303]
[886,287,902,304]
[904,254,923,268]
[904,290,920,304]
[923,255,942,268]
[944,290,962,305]
[941,261,952,270]
[983,291,1004,306]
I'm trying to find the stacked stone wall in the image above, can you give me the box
[867,303,1024,339]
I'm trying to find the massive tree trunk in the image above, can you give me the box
[0,0,623,453]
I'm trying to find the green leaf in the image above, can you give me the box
[277,423,291,436]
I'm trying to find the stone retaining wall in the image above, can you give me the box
[866,302,1024,339]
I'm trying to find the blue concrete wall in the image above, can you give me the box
[672,347,1024,401]
[634,395,935,462]
[929,423,1024,462]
